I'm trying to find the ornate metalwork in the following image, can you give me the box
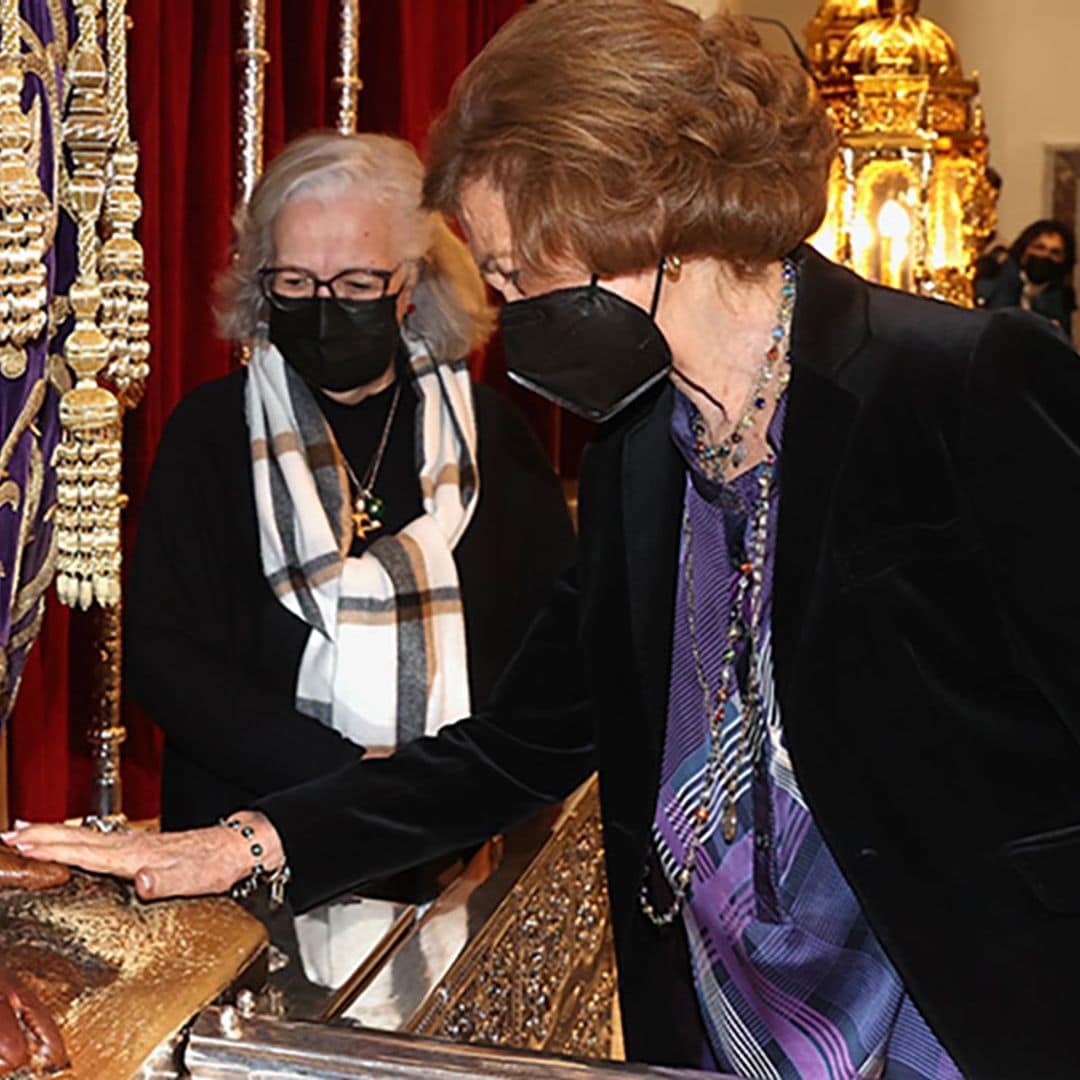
[236,0,268,205]
[408,778,619,1060]
[87,601,125,819]
[186,1008,706,1080]
[804,0,879,72]
[334,0,362,135]
[234,0,267,365]
[809,0,998,306]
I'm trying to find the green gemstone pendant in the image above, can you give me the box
[352,494,383,542]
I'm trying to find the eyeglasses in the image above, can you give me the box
[259,265,402,307]
[477,259,527,298]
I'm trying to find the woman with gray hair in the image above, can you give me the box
[124,131,574,834]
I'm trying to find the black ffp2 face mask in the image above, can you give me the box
[498,266,672,423]
[268,294,401,393]
[1023,255,1068,288]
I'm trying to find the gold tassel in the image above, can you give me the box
[54,0,122,610]
[0,0,50,382]
[99,0,149,410]
[100,142,149,409]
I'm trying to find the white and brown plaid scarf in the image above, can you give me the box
[246,332,478,753]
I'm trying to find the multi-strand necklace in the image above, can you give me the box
[690,258,796,482]
[640,261,797,930]
[340,379,402,542]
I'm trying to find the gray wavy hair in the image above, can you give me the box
[215,131,495,358]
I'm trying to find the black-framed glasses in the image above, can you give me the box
[259,265,401,307]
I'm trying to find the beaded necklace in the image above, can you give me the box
[690,259,796,481]
[640,262,797,929]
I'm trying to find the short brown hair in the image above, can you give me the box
[424,0,838,276]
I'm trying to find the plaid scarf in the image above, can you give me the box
[246,332,478,753]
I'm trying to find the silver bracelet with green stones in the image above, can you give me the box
[220,816,291,909]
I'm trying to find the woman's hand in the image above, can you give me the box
[1,811,285,901]
[0,964,67,1072]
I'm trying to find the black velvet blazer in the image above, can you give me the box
[259,247,1080,1079]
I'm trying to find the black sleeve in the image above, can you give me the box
[475,383,576,589]
[256,565,596,912]
[456,385,577,705]
[956,309,1080,735]
[125,381,364,797]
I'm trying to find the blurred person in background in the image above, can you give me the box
[976,217,1076,341]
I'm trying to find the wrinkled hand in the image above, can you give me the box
[0,965,67,1073]
[1,813,283,901]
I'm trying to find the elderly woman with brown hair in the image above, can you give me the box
[10,3,1080,1077]
[116,130,574,832]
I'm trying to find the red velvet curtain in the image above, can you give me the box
[9,0,536,822]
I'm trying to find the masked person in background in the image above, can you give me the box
[12,5,1080,1078]
[121,131,574,835]
[975,217,1077,341]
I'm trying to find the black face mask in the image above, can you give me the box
[498,265,671,423]
[268,294,401,392]
[1023,255,1068,287]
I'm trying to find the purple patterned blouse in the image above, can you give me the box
[649,391,963,1079]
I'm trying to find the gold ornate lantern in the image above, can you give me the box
[804,0,879,71]
[807,0,998,306]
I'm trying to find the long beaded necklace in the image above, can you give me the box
[340,379,402,542]
[639,263,797,930]
[690,259,796,481]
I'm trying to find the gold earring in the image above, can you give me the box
[663,254,682,282]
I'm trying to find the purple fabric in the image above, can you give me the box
[0,1,72,725]
[650,390,962,1079]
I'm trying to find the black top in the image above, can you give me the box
[126,366,575,832]
[258,248,1080,1078]
[314,362,423,556]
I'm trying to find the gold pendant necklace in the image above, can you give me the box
[340,379,403,543]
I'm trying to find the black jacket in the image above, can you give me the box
[259,248,1080,1078]
[127,369,575,830]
